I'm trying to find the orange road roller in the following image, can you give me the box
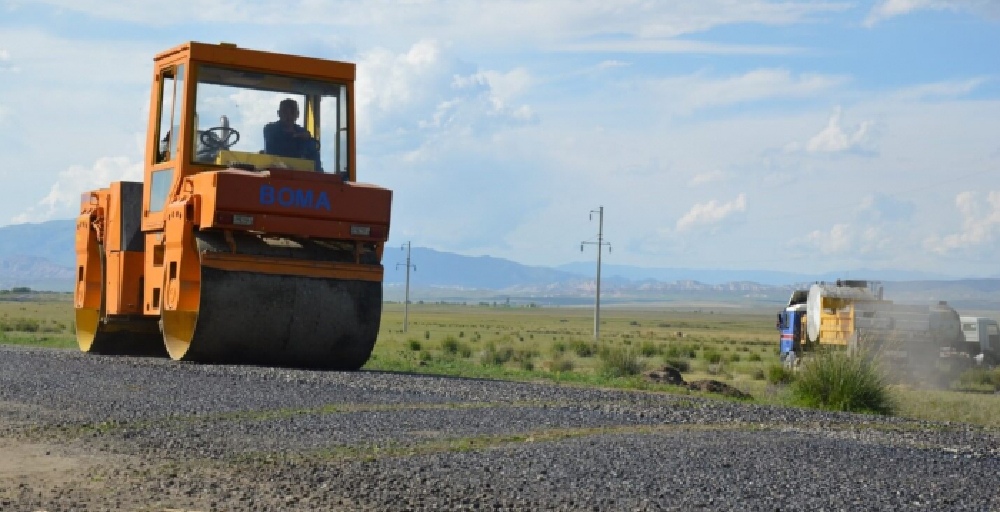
[74,42,392,369]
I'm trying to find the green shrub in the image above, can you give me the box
[752,369,766,380]
[569,339,597,358]
[791,352,895,415]
[441,336,460,354]
[458,344,473,358]
[662,357,690,372]
[748,353,762,362]
[549,358,574,373]
[639,341,660,357]
[955,367,1000,390]
[512,349,538,363]
[665,344,698,359]
[598,347,643,378]
[480,343,514,366]
[703,350,723,364]
[0,318,40,333]
[767,364,795,385]
[551,341,567,355]
[728,353,741,363]
[407,339,422,351]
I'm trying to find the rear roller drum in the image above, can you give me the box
[76,309,165,357]
[75,244,165,357]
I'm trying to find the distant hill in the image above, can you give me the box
[555,262,953,286]
[0,220,76,291]
[0,255,75,292]
[0,219,75,268]
[381,247,582,289]
[0,220,996,310]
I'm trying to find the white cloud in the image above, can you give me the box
[24,1,849,54]
[893,78,988,101]
[0,47,17,72]
[675,193,747,232]
[12,157,142,224]
[865,0,936,26]
[800,223,887,255]
[597,60,629,70]
[475,68,532,105]
[857,194,915,223]
[864,0,1000,26]
[924,190,1000,254]
[804,107,874,154]
[806,223,853,254]
[356,39,535,155]
[558,39,802,55]
[688,170,726,187]
[655,69,849,114]
[356,40,444,120]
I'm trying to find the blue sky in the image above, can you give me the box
[1,1,998,277]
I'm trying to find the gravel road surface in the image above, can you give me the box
[1,344,998,511]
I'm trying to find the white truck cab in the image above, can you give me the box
[960,316,1000,365]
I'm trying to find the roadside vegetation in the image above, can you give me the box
[789,350,895,415]
[0,292,76,349]
[2,293,1000,427]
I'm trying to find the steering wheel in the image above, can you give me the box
[200,126,241,151]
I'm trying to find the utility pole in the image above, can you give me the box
[396,242,416,332]
[581,206,610,341]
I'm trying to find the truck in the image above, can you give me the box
[958,316,1000,365]
[777,280,967,372]
[74,42,392,369]
[776,289,807,359]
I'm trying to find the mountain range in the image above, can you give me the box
[2,219,998,310]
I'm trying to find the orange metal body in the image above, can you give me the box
[74,42,392,339]
[75,182,145,316]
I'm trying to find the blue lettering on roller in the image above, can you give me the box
[259,185,330,211]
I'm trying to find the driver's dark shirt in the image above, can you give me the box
[263,122,310,158]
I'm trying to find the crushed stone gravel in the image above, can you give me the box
[1,344,998,511]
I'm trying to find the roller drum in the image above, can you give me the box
[163,230,383,369]
[176,269,381,369]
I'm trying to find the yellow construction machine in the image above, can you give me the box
[74,42,393,369]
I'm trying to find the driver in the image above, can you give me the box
[263,98,321,170]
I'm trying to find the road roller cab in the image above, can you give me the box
[74,42,393,369]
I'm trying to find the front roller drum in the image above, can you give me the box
[162,268,382,369]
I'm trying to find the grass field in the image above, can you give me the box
[0,292,77,349]
[371,302,779,386]
[3,295,1000,427]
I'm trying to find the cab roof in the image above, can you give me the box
[153,41,355,82]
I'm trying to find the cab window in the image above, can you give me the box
[190,65,349,175]
[155,65,185,163]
